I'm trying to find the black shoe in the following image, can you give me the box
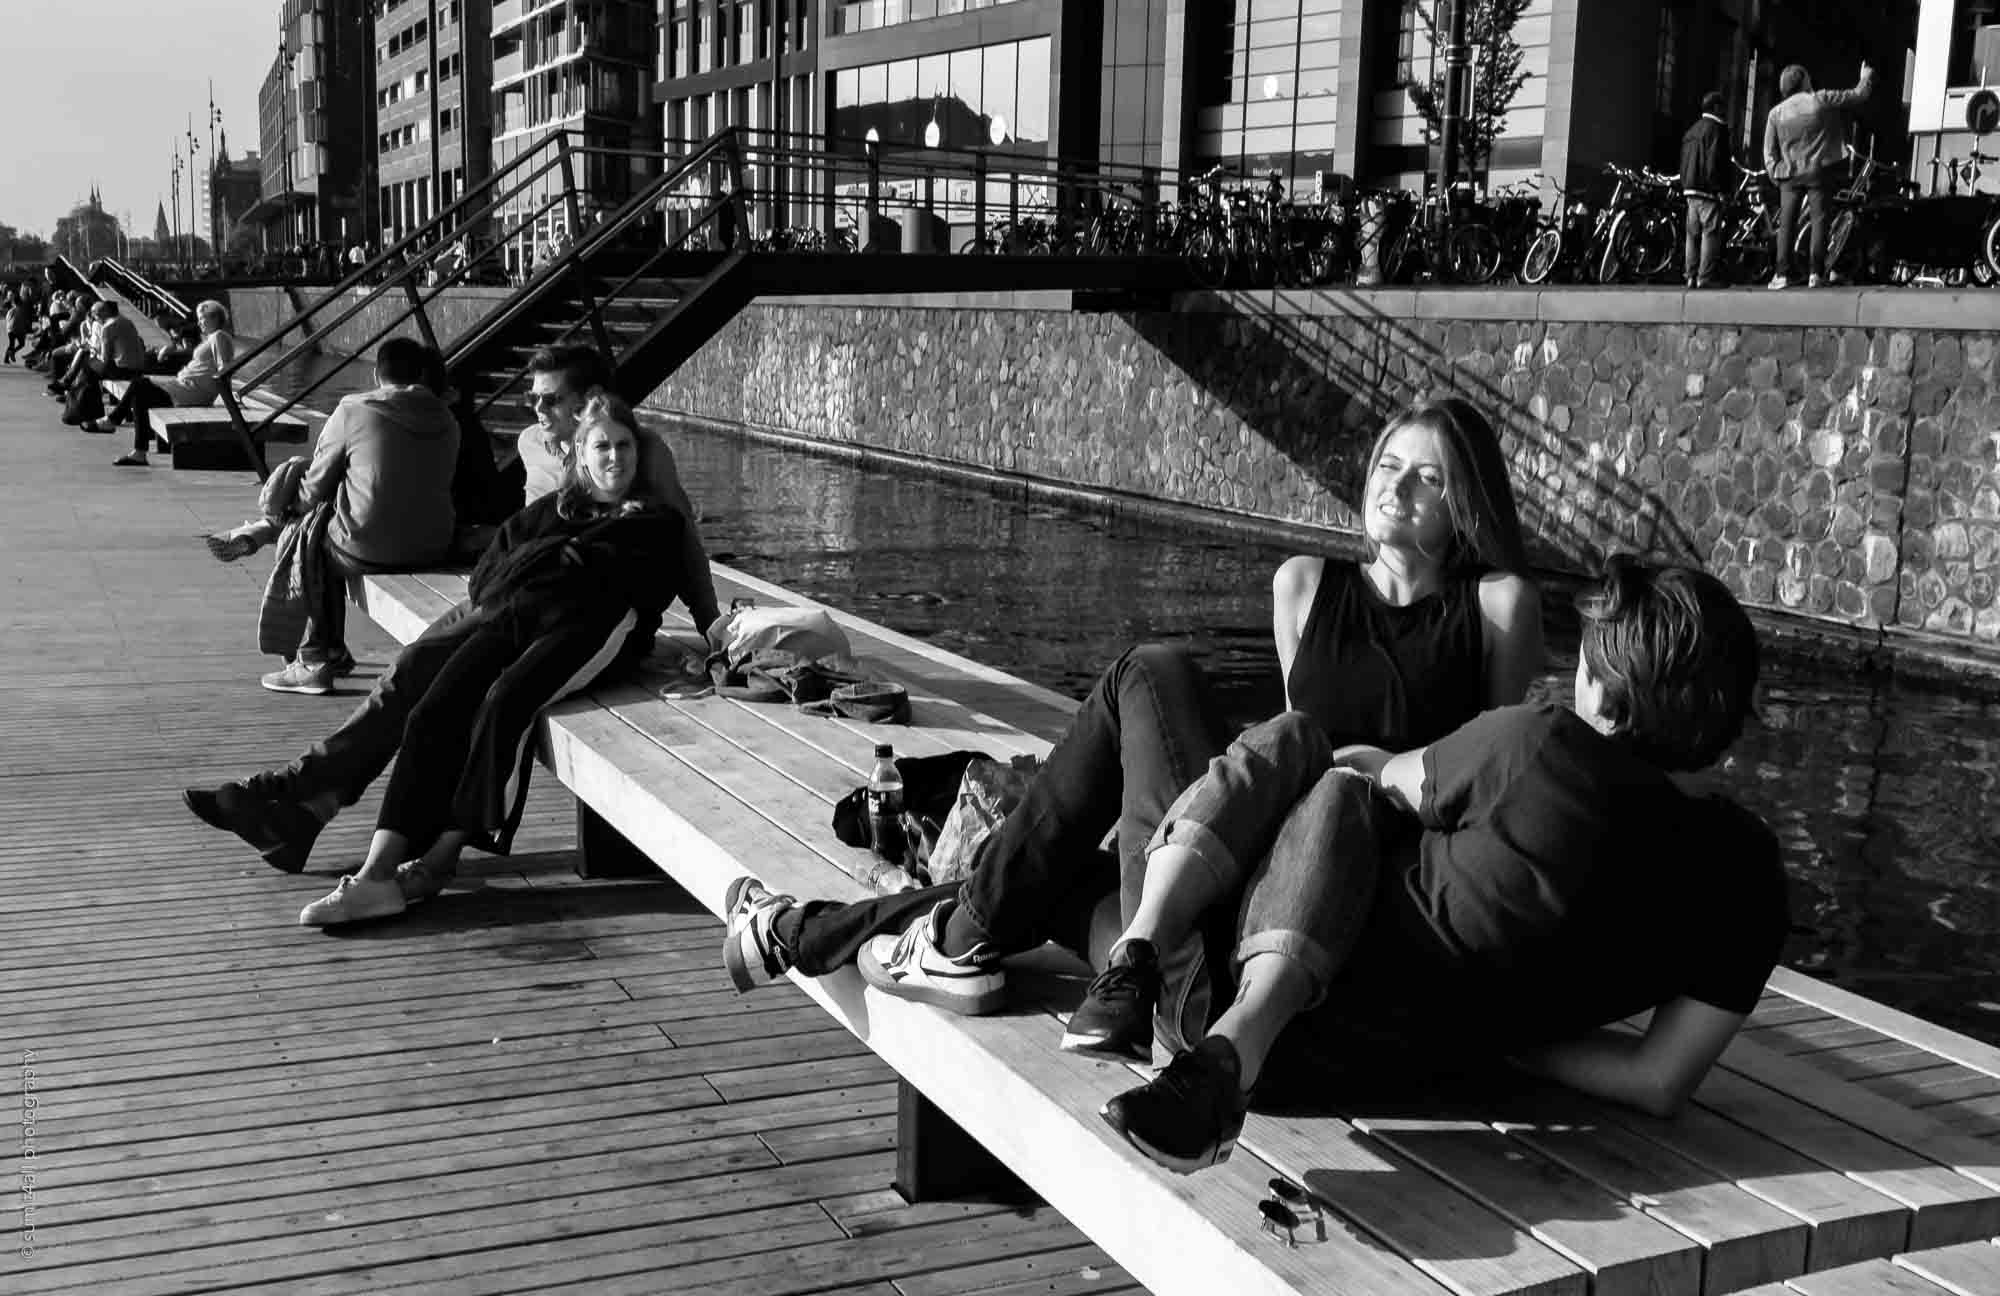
[1061,938,1160,1061]
[182,782,324,873]
[1100,1036,1247,1175]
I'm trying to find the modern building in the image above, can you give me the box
[1909,0,2000,192]
[643,0,1917,241]
[376,0,494,245]
[251,0,378,249]
[490,0,660,276]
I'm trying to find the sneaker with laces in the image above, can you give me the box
[1061,939,1160,1061]
[181,781,324,873]
[1767,276,1790,290]
[299,875,406,926]
[1100,1036,1248,1175]
[721,875,798,991]
[394,857,457,903]
[262,660,335,696]
[857,900,1007,1015]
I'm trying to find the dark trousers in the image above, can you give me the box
[290,530,367,667]
[115,377,177,453]
[254,600,476,808]
[780,643,1233,974]
[375,601,638,854]
[1775,179,1829,280]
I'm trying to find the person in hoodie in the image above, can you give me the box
[1764,61,1873,289]
[293,392,700,926]
[1680,91,1730,288]
[242,337,461,695]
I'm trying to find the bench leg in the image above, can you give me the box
[893,1079,1037,1205]
[574,803,691,898]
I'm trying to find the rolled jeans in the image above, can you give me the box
[778,643,1233,973]
[1148,711,1385,1008]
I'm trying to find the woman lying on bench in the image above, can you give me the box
[295,394,700,926]
[717,399,1543,1044]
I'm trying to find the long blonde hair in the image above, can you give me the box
[1360,398,1528,576]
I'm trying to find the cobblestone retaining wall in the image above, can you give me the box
[644,295,2000,651]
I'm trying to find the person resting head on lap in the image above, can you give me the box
[1088,554,1779,1173]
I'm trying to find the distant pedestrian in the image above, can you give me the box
[1680,91,1730,288]
[1764,61,1873,289]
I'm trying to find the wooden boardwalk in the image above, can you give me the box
[0,367,1129,1294]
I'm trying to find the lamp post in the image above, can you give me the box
[171,146,185,274]
[1437,0,1472,198]
[187,118,202,273]
[209,83,223,258]
[280,38,299,251]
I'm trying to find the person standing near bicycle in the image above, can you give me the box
[1681,92,1731,288]
[1764,61,1873,288]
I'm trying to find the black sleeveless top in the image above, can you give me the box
[1286,560,1489,752]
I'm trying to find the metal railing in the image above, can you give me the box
[90,259,195,329]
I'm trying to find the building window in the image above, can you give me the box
[1655,4,1683,117]
[1396,0,1421,87]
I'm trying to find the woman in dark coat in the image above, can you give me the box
[299,392,696,926]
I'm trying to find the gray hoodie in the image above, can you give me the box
[301,384,461,567]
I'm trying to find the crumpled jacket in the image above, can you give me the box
[1764,69,1873,184]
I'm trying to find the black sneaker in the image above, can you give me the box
[1099,1036,1247,1175]
[182,782,325,874]
[1061,939,1160,1062]
[720,875,798,991]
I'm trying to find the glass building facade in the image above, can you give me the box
[827,36,1049,151]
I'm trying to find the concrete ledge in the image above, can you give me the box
[767,290,1079,312]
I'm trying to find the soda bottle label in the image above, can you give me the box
[866,787,904,818]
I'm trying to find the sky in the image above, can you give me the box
[0,2,278,238]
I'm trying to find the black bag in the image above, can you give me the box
[61,378,103,427]
[832,749,990,875]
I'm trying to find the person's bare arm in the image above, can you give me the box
[1509,996,1748,1118]
[1819,62,1875,109]
[1479,573,1544,708]
[1272,555,1323,710]
[1329,743,1428,816]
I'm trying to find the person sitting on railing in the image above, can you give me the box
[49,300,148,416]
[101,300,239,455]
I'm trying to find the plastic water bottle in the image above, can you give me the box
[866,743,906,866]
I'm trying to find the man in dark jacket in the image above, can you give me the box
[1680,91,1730,288]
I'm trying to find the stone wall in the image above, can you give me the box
[641,289,2000,655]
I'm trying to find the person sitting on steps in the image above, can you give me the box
[182,349,722,873]
[714,397,1545,1066]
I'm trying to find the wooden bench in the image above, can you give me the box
[356,561,2000,1296]
[99,380,314,470]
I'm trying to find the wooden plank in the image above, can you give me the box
[1896,1240,2000,1296]
[1486,1089,1811,1294]
[1243,1109,1589,1296]
[1346,1113,1703,1296]
[1780,1257,1967,1295]
[1771,970,2000,1083]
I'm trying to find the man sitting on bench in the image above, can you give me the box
[49,300,147,410]
[720,557,1786,1175]
[182,343,723,871]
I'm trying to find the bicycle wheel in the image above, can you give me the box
[1184,225,1229,288]
[1825,209,1858,278]
[1381,228,1416,284]
[1445,223,1503,284]
[1983,212,2000,284]
[1594,213,1629,284]
[1630,209,1679,281]
[957,235,996,256]
[1520,228,1562,285]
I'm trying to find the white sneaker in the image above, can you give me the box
[261,660,335,696]
[1808,273,1824,288]
[300,875,406,926]
[857,901,1006,1015]
[1767,276,1790,291]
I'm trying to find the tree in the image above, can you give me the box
[1404,0,1534,179]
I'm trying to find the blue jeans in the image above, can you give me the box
[1149,711,1387,1010]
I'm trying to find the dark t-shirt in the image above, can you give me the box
[1327,703,1788,1052]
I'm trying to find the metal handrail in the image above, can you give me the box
[222,129,578,387]
[92,259,194,328]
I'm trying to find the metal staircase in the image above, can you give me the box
[205,127,1192,477]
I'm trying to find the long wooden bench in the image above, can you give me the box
[99,379,313,470]
[356,561,2000,1296]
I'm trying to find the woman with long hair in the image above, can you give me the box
[720,396,1546,1049]
[102,299,240,460]
[296,393,702,926]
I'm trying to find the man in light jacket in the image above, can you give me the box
[1763,61,1873,289]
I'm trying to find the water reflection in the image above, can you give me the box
[663,419,2000,1046]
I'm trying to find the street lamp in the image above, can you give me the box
[280,37,299,250]
[171,145,185,273]
[187,118,201,274]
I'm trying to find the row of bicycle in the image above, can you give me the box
[749,157,2000,291]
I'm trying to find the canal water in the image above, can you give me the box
[660,416,2000,1048]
